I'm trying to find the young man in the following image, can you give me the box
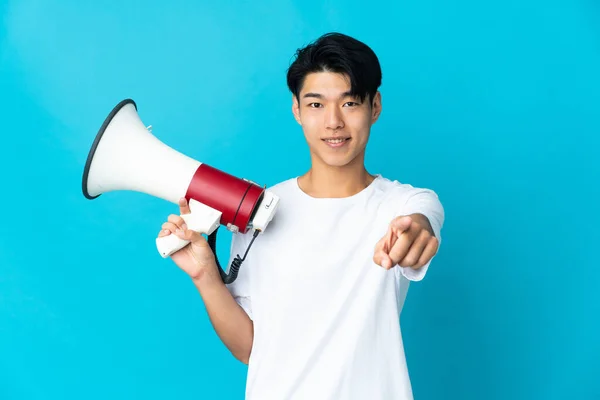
[158,32,444,400]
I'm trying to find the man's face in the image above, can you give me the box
[292,72,382,169]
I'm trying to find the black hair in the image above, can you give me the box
[286,32,382,104]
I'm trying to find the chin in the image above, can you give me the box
[310,144,365,168]
[319,155,358,168]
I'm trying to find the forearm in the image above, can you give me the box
[191,266,254,364]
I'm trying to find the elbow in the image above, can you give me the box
[232,334,253,365]
[234,349,251,365]
[231,319,254,365]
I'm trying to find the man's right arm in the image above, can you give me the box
[191,264,254,364]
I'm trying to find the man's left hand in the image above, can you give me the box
[373,214,439,270]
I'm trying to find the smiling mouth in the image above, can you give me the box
[322,138,351,144]
[322,137,351,149]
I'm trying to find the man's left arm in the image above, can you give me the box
[373,188,445,281]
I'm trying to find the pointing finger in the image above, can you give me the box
[392,216,413,234]
[377,223,397,252]
[387,232,413,266]
[374,224,399,269]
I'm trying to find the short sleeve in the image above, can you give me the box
[225,231,254,320]
[395,187,445,282]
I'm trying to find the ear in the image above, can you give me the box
[370,91,382,124]
[292,95,302,125]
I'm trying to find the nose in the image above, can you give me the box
[325,106,344,131]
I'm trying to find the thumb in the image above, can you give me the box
[381,253,393,269]
[373,234,395,269]
[373,249,394,270]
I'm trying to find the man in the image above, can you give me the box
[158,32,444,400]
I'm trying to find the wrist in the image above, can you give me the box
[191,263,222,289]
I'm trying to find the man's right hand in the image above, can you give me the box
[157,199,252,364]
[157,197,218,281]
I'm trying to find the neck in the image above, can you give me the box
[298,154,376,198]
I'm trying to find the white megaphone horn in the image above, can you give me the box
[82,99,280,284]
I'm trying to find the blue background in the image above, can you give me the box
[1,0,599,399]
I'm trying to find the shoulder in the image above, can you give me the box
[264,177,297,196]
[371,175,443,217]
[374,175,445,235]
[372,175,436,201]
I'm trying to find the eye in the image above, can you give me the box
[308,103,322,108]
[343,102,360,107]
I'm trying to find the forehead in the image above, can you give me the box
[300,72,351,96]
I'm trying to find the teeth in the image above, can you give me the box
[325,138,345,143]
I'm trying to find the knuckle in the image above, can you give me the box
[169,214,183,225]
[404,256,417,266]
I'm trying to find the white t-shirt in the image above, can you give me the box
[226,174,444,400]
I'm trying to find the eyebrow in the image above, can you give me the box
[302,91,354,100]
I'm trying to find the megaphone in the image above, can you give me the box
[82,99,280,283]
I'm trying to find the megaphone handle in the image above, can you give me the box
[156,233,191,258]
[156,199,222,258]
